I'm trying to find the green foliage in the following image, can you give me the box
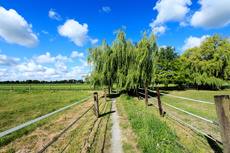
[87,28,158,89]
[181,34,230,88]
[156,46,187,86]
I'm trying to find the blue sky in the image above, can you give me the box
[0,0,230,81]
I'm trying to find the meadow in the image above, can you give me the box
[137,87,230,152]
[0,84,229,152]
[0,88,98,147]
[0,83,94,90]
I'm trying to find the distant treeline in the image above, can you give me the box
[0,79,84,84]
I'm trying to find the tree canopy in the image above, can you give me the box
[87,28,158,89]
[87,30,229,90]
[181,34,230,88]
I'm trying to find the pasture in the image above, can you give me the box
[138,88,230,152]
[0,84,229,152]
[0,88,98,147]
[0,84,94,90]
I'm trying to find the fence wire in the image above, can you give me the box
[138,94,223,145]
[147,89,215,104]
[0,91,102,138]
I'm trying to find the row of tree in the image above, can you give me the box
[0,79,84,84]
[86,28,230,90]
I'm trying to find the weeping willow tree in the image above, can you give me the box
[134,31,158,88]
[87,27,159,91]
[181,34,230,89]
[87,39,114,89]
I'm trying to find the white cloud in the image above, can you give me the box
[0,54,20,66]
[0,7,38,47]
[66,66,86,78]
[71,51,84,58]
[180,21,188,27]
[48,8,61,21]
[150,0,192,27]
[33,52,56,63]
[56,54,73,62]
[102,7,111,12]
[190,0,230,29]
[181,35,210,51]
[79,59,88,66]
[58,19,98,46]
[55,60,68,73]
[42,30,48,34]
[89,38,99,44]
[152,25,167,35]
[17,61,45,72]
[0,68,7,72]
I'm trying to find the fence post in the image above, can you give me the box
[214,95,230,153]
[29,85,31,90]
[145,86,148,107]
[69,85,71,90]
[94,92,99,117]
[108,87,110,96]
[156,88,163,116]
[104,88,106,101]
[137,85,139,100]
[49,86,51,90]
[10,86,13,90]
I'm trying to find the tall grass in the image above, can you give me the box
[120,95,184,153]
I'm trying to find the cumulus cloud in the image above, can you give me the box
[0,54,20,66]
[180,21,188,27]
[181,35,210,51]
[17,61,45,72]
[0,7,38,47]
[58,19,98,46]
[150,0,191,26]
[102,7,111,12]
[89,38,99,44]
[152,25,167,35]
[42,30,48,34]
[0,68,7,72]
[79,59,88,66]
[33,52,55,63]
[71,51,84,58]
[55,60,68,73]
[48,8,61,21]
[190,0,230,29]
[56,54,73,62]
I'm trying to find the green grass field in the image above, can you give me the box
[0,89,98,146]
[0,84,96,90]
[138,88,229,152]
[0,85,229,152]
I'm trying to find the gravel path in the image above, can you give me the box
[110,98,123,153]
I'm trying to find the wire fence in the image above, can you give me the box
[0,90,106,153]
[138,88,223,146]
[0,85,102,91]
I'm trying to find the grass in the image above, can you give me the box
[0,83,102,90]
[139,88,227,152]
[147,89,230,142]
[0,90,94,147]
[119,94,184,153]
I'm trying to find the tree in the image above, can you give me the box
[156,46,184,87]
[181,34,230,89]
[87,28,159,91]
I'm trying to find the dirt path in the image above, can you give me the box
[110,98,123,153]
